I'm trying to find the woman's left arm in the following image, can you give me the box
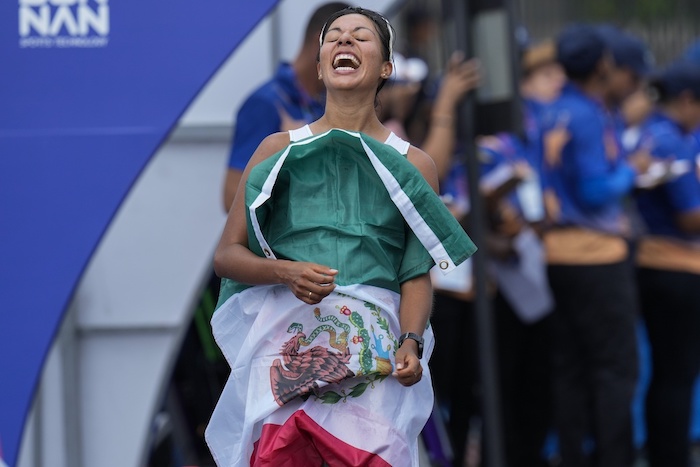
[393,273,433,386]
[392,146,440,387]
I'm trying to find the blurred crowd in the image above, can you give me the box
[378,7,700,467]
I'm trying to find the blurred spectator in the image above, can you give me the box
[474,38,563,467]
[597,25,654,165]
[520,39,567,172]
[422,53,481,180]
[521,39,567,107]
[634,61,700,467]
[541,24,650,467]
[221,2,350,211]
[598,26,656,248]
[598,25,653,110]
[478,128,553,467]
[379,48,480,179]
[379,51,428,141]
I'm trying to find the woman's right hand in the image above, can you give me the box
[280,261,338,304]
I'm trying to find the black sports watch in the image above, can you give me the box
[398,332,424,359]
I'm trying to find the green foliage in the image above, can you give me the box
[314,372,389,404]
[348,382,369,398]
[319,391,343,404]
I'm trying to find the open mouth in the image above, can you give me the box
[333,53,360,72]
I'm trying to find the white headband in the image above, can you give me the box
[384,16,394,61]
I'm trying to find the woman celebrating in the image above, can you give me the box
[635,60,700,467]
[205,7,476,466]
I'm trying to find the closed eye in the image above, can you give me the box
[325,26,375,44]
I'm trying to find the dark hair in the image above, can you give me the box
[303,2,352,43]
[319,7,395,94]
[556,24,607,81]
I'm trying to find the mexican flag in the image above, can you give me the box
[206,130,476,466]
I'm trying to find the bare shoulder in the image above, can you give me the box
[407,145,439,192]
[407,145,436,172]
[248,131,291,166]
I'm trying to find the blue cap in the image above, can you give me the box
[597,24,653,76]
[556,24,607,78]
[652,61,700,99]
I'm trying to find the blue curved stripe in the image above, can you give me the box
[0,1,280,464]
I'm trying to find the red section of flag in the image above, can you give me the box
[251,410,391,466]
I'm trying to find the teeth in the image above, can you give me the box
[333,53,360,69]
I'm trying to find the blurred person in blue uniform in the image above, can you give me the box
[596,26,656,262]
[634,61,700,467]
[541,24,651,467]
[597,25,654,157]
[475,39,563,467]
[595,26,657,455]
[222,2,350,211]
[519,39,566,170]
[598,26,652,113]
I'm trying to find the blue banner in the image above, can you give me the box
[0,1,279,464]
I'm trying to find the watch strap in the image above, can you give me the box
[398,332,424,359]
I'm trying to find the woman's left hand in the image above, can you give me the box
[392,343,423,387]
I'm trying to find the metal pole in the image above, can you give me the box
[445,0,507,465]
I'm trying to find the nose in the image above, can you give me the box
[337,31,354,46]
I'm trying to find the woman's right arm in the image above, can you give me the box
[213,132,338,303]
